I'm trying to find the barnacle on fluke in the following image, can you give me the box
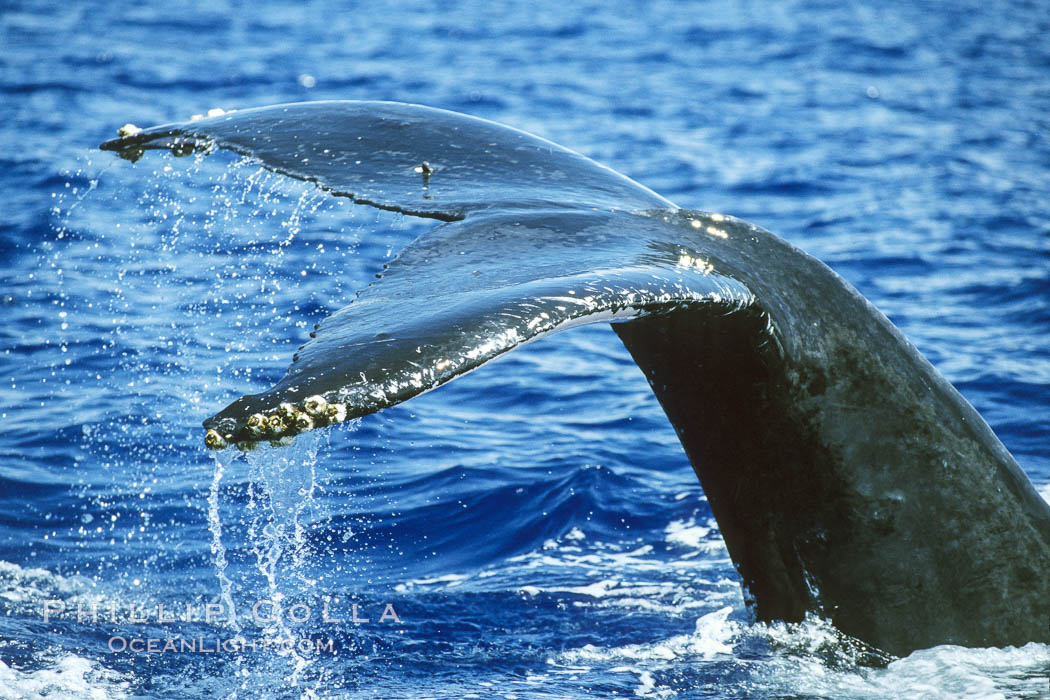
[326,403,348,424]
[266,414,286,434]
[203,395,349,450]
[244,413,268,438]
[303,394,328,418]
[204,429,228,450]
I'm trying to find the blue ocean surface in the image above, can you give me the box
[2,0,1049,697]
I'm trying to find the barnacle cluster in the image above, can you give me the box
[203,394,348,451]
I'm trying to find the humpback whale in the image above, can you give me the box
[101,101,1050,657]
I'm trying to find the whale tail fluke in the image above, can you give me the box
[102,101,1050,657]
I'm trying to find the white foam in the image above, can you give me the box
[863,643,1050,700]
[692,606,737,655]
[553,610,1050,699]
[760,640,1050,700]
[664,518,712,549]
[559,606,740,669]
[606,666,674,698]
[532,578,622,598]
[485,519,740,617]
[0,560,102,614]
[507,543,671,574]
[564,527,586,541]
[0,656,129,700]
[395,573,470,592]
[1037,482,1050,506]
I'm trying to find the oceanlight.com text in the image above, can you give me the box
[107,635,337,655]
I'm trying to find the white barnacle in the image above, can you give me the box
[204,429,228,450]
[326,403,348,423]
[245,413,268,437]
[294,413,315,431]
[278,402,296,420]
[303,395,328,417]
[117,123,141,137]
[267,414,287,435]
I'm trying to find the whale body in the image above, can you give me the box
[102,101,1050,657]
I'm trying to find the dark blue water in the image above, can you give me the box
[2,0,1048,697]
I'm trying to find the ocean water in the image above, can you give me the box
[2,0,1049,697]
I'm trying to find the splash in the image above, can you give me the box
[39,150,395,694]
[207,446,241,633]
[242,430,327,607]
[205,428,343,688]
